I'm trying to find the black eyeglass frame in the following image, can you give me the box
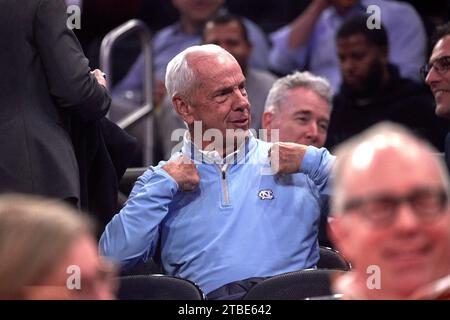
[342,188,449,227]
[420,56,450,81]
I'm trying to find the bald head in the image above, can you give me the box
[332,122,449,213]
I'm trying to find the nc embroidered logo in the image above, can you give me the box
[258,190,274,200]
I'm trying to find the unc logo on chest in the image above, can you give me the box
[258,189,274,200]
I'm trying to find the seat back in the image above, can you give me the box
[317,246,351,271]
[119,167,147,196]
[118,274,205,300]
[120,258,163,276]
[243,269,345,300]
[118,167,147,208]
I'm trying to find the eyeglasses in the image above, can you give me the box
[420,56,450,81]
[342,188,448,228]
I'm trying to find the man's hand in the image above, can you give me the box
[162,155,200,192]
[288,0,331,49]
[269,142,308,175]
[91,69,107,88]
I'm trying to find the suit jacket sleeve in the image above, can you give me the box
[34,0,110,121]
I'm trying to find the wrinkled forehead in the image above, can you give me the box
[340,139,446,197]
[187,50,236,69]
[275,88,329,117]
[348,153,444,201]
[187,52,242,82]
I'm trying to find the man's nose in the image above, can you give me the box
[392,202,421,232]
[305,122,319,139]
[425,66,442,85]
[232,88,250,110]
[341,58,355,73]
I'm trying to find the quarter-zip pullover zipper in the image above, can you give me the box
[218,164,230,206]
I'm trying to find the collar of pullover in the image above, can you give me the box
[181,130,255,165]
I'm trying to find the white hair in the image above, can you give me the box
[264,71,332,113]
[165,44,235,100]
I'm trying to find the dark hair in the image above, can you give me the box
[336,14,388,48]
[202,13,249,44]
[431,22,450,49]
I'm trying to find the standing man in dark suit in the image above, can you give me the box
[0,0,111,205]
[423,23,450,171]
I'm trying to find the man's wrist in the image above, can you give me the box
[155,167,180,193]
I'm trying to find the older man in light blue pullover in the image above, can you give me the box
[100,44,334,299]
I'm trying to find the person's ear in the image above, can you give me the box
[173,95,195,125]
[328,215,352,259]
[262,111,273,129]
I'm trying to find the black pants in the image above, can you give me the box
[206,277,268,300]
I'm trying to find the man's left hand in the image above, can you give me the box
[269,142,307,174]
[91,69,107,88]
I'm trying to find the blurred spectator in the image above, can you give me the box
[330,123,450,299]
[326,15,448,151]
[0,194,116,299]
[113,0,270,106]
[226,0,310,33]
[269,0,427,93]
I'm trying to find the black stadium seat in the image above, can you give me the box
[243,269,345,300]
[317,246,351,271]
[117,274,205,300]
[119,167,147,196]
[117,167,147,208]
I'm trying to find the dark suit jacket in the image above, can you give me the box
[71,117,137,233]
[0,0,110,202]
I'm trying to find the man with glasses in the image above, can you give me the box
[329,122,450,299]
[423,23,450,171]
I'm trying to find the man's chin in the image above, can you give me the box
[435,103,450,119]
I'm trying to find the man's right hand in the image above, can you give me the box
[287,0,331,49]
[162,155,200,192]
